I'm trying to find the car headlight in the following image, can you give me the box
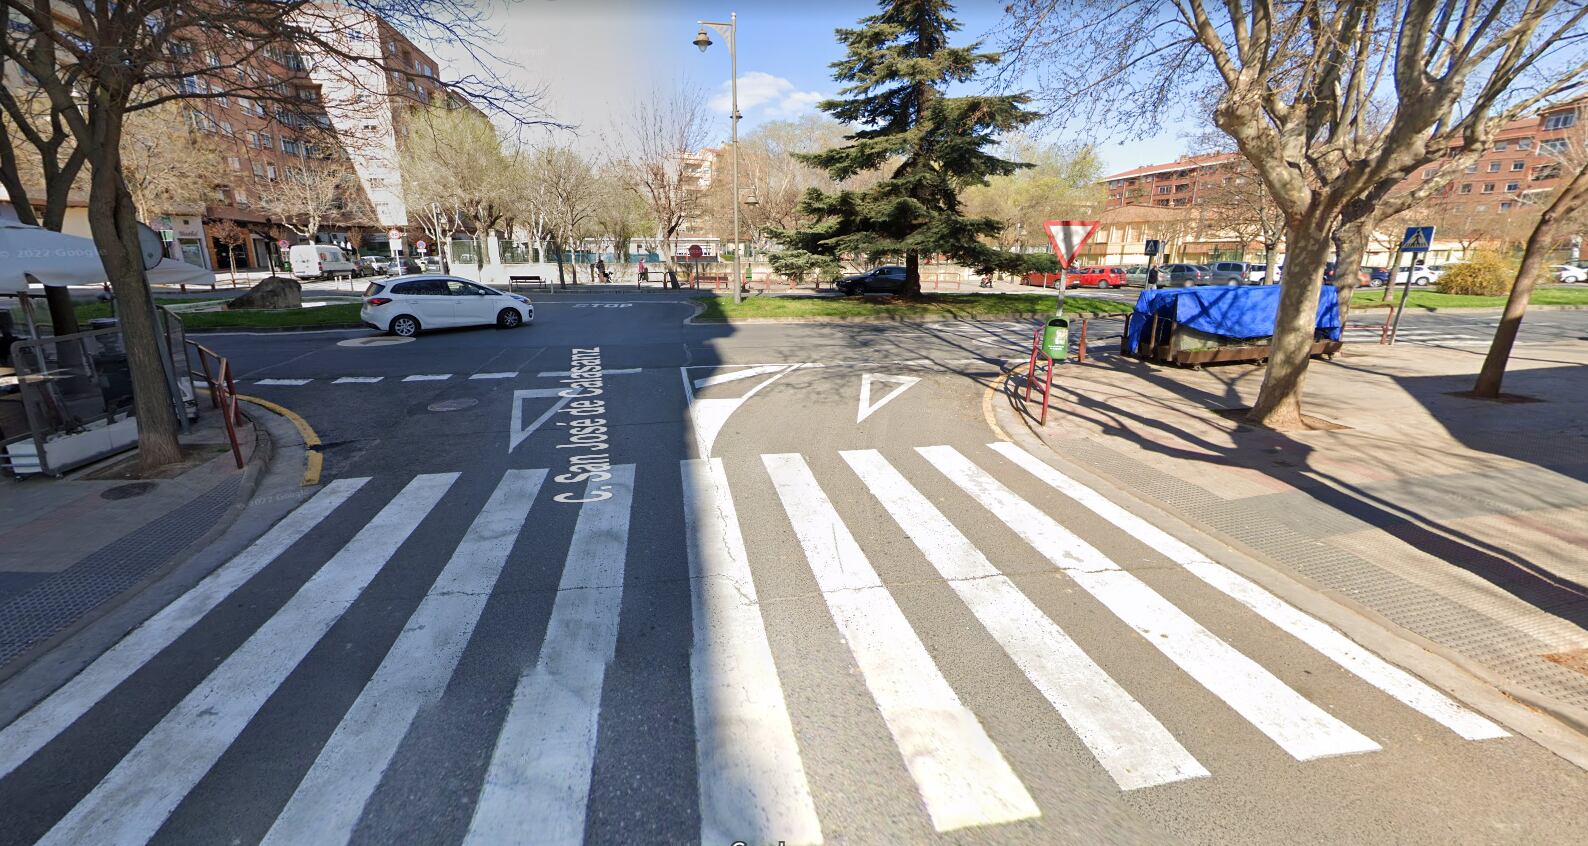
[509,294,530,304]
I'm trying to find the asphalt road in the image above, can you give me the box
[1,290,1585,845]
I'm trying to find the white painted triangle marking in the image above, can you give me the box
[510,388,571,453]
[693,364,791,390]
[857,374,921,423]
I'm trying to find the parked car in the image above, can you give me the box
[1158,263,1207,285]
[1207,261,1265,284]
[1244,263,1274,283]
[361,275,533,337]
[1386,264,1441,287]
[1555,263,1588,284]
[835,265,908,295]
[356,256,389,276]
[421,256,444,272]
[288,244,357,280]
[385,257,423,276]
[1067,266,1127,288]
[1123,266,1149,286]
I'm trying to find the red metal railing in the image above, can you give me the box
[185,339,244,469]
[1023,326,1057,425]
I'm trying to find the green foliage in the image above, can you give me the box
[773,0,1041,294]
[767,249,842,284]
[1437,250,1517,296]
[961,137,1106,250]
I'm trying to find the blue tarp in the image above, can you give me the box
[1124,284,1342,355]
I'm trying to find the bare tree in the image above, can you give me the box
[1195,157,1285,282]
[1475,117,1588,396]
[525,144,600,286]
[962,136,1106,253]
[121,102,228,227]
[0,0,555,469]
[209,220,249,287]
[617,87,711,274]
[255,155,360,242]
[1001,1,1588,429]
[400,105,518,272]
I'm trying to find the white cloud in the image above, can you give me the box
[711,71,825,120]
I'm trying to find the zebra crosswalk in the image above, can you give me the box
[0,442,1509,843]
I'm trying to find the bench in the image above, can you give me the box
[507,275,551,291]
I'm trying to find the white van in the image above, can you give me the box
[289,244,356,280]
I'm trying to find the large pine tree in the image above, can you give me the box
[779,0,1040,296]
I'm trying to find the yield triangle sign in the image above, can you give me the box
[1043,220,1101,266]
[857,373,920,423]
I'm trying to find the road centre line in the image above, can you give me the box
[470,372,519,379]
[332,376,384,384]
[402,374,452,381]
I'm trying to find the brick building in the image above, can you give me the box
[1101,152,1240,209]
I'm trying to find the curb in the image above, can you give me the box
[237,395,323,485]
[0,412,286,711]
[185,322,365,333]
[989,383,1588,772]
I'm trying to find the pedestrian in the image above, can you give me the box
[595,256,608,283]
[1146,264,1159,288]
[636,258,647,289]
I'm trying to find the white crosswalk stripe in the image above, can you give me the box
[986,442,1509,741]
[918,445,1382,762]
[39,473,458,846]
[466,466,636,845]
[2,444,1516,844]
[0,478,368,781]
[263,470,547,846]
[682,458,823,845]
[764,452,1041,833]
[841,449,1209,790]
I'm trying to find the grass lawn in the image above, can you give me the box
[694,292,1136,321]
[1349,285,1588,310]
[72,299,364,329]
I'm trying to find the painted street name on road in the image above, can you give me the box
[551,347,616,502]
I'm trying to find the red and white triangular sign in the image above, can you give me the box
[1043,219,1100,267]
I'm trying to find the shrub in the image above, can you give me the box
[767,249,841,285]
[1437,250,1516,296]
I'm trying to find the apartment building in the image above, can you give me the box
[1407,97,1582,218]
[1101,152,1240,209]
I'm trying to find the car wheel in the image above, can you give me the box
[497,308,522,328]
[389,315,421,337]
[1097,280,1110,289]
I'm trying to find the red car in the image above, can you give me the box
[1022,266,1127,289]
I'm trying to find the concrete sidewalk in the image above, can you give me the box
[999,330,1588,739]
[0,411,269,680]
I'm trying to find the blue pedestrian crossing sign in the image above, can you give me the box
[1400,226,1434,253]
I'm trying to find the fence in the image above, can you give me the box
[0,308,200,477]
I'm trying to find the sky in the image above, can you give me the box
[426,0,1192,176]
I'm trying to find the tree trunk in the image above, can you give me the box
[1263,242,1277,285]
[86,135,183,470]
[1473,165,1588,397]
[904,251,921,297]
[1332,219,1373,324]
[1248,218,1333,430]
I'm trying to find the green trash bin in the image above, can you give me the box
[1041,317,1070,361]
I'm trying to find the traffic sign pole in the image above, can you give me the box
[1388,225,1434,343]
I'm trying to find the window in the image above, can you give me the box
[259,132,273,149]
[1500,202,1513,211]
[1534,163,1562,180]
[1518,138,1533,150]
[178,75,202,94]
[267,164,278,180]
[247,131,260,148]
[1459,184,1473,194]
[387,40,397,55]
[1481,183,1495,193]
[170,40,194,58]
[1423,168,1436,179]
[1156,185,1171,194]
[1540,138,1570,154]
[252,161,265,177]
[1487,161,1501,172]
[1506,182,1519,192]
[282,137,300,155]
[227,156,241,171]
[1542,110,1578,130]
[219,120,233,135]
[216,95,229,108]
[1494,141,1507,151]
[1463,164,1477,173]
[1473,204,1487,212]
[1511,160,1525,171]
[234,189,249,207]
[205,50,221,68]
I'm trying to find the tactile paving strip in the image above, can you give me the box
[0,475,241,670]
[1050,435,1588,711]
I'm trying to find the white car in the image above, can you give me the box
[361,275,533,337]
[1555,264,1588,284]
[1389,265,1441,286]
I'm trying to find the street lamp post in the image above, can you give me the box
[694,12,744,304]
